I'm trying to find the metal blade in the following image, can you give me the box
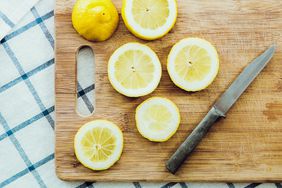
[214,45,276,115]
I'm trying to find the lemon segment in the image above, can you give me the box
[72,0,119,42]
[122,0,177,40]
[108,43,162,97]
[135,97,180,142]
[74,120,123,171]
[167,38,219,91]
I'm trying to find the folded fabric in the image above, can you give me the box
[0,0,39,40]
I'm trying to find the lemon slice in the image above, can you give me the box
[135,97,180,142]
[108,42,162,97]
[167,37,219,92]
[122,0,177,40]
[74,120,123,171]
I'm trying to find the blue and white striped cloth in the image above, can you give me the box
[0,0,281,187]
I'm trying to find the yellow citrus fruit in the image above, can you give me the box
[167,37,219,92]
[135,97,181,142]
[72,0,119,42]
[74,120,123,170]
[122,0,177,40]
[108,42,162,97]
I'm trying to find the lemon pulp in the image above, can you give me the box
[175,45,212,82]
[132,0,169,29]
[114,50,155,89]
[81,127,116,162]
[143,104,172,131]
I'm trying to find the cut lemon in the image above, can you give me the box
[108,42,162,97]
[74,120,123,171]
[122,0,177,40]
[167,37,219,92]
[135,97,180,142]
[72,0,119,42]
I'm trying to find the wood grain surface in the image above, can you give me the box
[55,0,282,182]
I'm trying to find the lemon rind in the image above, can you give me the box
[167,37,219,92]
[135,97,181,142]
[122,0,178,40]
[108,42,162,97]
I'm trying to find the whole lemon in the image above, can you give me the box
[72,0,119,42]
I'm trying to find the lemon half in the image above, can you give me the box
[72,0,119,42]
[122,0,177,40]
[108,42,162,97]
[167,37,219,92]
[74,120,123,171]
[135,97,180,142]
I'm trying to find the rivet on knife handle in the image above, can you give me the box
[166,107,224,174]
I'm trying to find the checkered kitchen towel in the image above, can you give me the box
[0,0,281,187]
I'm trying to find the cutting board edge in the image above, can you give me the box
[55,168,282,183]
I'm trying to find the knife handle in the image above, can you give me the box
[166,107,224,174]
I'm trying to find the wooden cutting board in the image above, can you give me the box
[55,0,282,182]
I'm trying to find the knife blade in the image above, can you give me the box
[214,45,276,114]
[166,45,276,174]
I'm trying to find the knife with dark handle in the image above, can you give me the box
[166,45,276,174]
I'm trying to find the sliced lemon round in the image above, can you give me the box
[108,42,162,97]
[122,0,177,40]
[135,97,180,142]
[167,37,219,92]
[74,120,123,171]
